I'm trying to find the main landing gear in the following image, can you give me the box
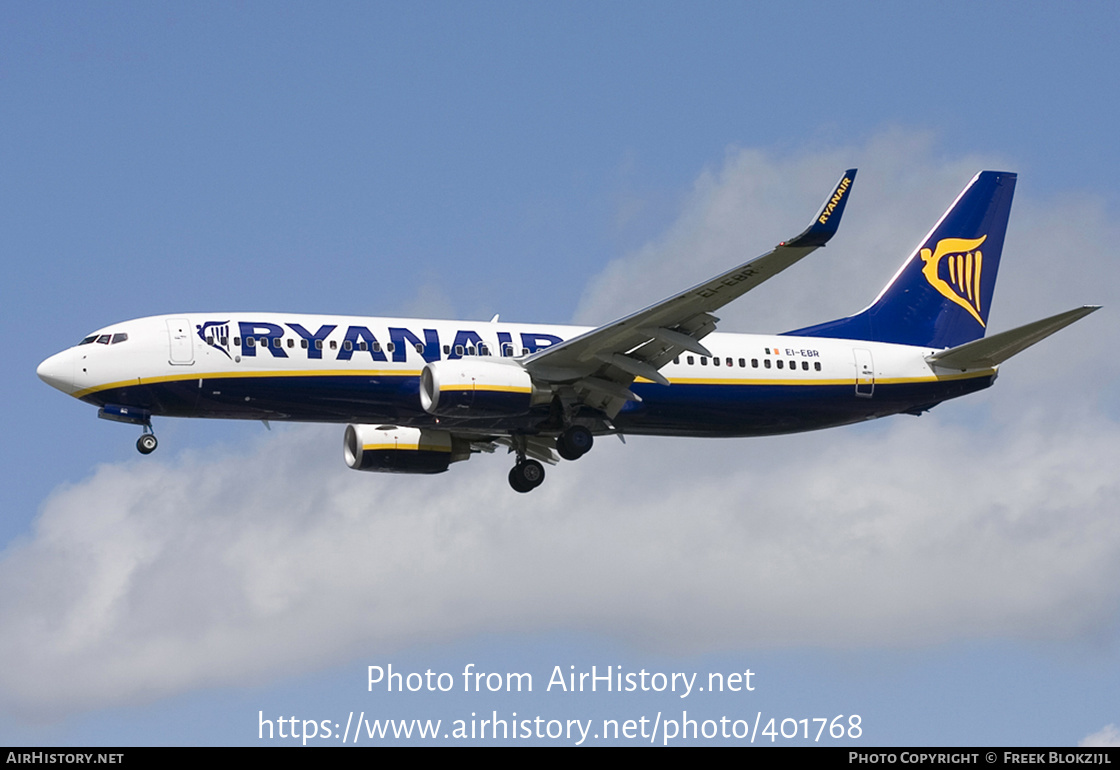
[506,425,595,492]
[507,432,547,493]
[509,459,545,493]
[556,424,593,461]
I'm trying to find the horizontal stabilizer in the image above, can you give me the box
[926,305,1100,370]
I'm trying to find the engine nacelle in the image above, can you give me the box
[419,358,547,417]
[344,424,467,474]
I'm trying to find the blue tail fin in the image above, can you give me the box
[785,171,1017,348]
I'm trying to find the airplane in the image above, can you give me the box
[37,169,1099,492]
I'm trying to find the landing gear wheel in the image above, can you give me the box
[137,433,158,455]
[557,425,593,461]
[508,459,545,493]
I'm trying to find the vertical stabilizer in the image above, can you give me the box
[786,171,1017,349]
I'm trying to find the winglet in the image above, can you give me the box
[783,168,858,249]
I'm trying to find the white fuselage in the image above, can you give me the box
[38,312,995,438]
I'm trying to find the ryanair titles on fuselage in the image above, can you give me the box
[199,319,565,363]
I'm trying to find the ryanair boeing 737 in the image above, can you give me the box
[37,170,1098,491]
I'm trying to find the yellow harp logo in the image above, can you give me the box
[920,236,987,326]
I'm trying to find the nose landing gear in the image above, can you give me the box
[97,404,158,455]
[136,427,158,455]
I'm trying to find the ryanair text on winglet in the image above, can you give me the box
[818,176,852,225]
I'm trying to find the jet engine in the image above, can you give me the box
[344,424,468,474]
[419,358,548,418]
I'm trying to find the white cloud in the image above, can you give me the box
[1080,723,1120,747]
[4,131,1117,719]
[4,412,1119,718]
[574,130,1006,334]
[393,277,459,321]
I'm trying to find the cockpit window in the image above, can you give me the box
[78,335,98,346]
[111,333,129,344]
[96,334,112,345]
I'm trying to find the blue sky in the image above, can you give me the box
[3,1,1119,746]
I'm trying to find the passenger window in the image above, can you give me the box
[503,345,514,357]
[287,339,294,348]
[467,347,475,355]
[315,340,322,350]
[455,345,464,356]
[246,337,255,347]
[443,345,450,354]
[713,357,720,366]
[373,342,381,353]
[776,360,783,369]
[673,357,680,365]
[751,359,758,368]
[358,341,367,351]
[687,356,694,365]
[700,357,708,366]
[802,361,809,370]
[206,336,214,345]
[814,362,822,371]
[764,359,771,369]
[330,340,337,350]
[344,340,353,351]
[416,343,425,354]
[386,342,395,353]
[738,358,745,367]
[234,337,241,346]
[301,339,308,349]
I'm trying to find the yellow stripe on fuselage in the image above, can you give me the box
[73,368,423,400]
[74,366,995,401]
[639,369,995,387]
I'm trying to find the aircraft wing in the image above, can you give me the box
[523,169,857,417]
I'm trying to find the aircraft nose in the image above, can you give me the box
[37,349,77,394]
